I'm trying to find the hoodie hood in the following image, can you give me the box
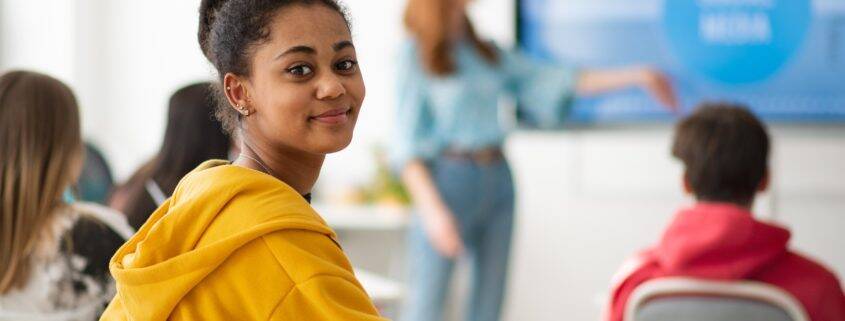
[655,202,791,279]
[106,160,335,321]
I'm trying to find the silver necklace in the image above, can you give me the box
[238,153,274,176]
[238,153,311,202]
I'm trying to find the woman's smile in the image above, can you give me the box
[309,106,353,125]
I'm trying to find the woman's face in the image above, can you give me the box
[239,4,364,155]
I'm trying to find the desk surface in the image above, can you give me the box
[314,203,411,231]
[355,268,404,306]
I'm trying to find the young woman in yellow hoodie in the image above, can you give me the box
[101,1,386,320]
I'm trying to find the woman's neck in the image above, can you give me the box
[235,137,324,195]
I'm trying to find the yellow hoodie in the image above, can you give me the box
[100,160,387,321]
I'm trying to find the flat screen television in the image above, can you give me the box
[517,0,845,123]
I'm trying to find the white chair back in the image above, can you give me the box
[625,277,809,321]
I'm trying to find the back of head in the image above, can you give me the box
[0,70,82,293]
[119,82,230,229]
[672,102,770,205]
[155,82,230,182]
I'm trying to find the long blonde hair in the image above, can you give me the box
[0,70,83,294]
[403,0,499,76]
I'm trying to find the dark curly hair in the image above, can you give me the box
[198,0,350,134]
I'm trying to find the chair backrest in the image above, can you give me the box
[625,278,809,321]
[78,143,115,204]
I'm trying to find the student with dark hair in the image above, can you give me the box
[109,82,231,230]
[100,1,386,320]
[606,103,845,321]
[0,70,129,321]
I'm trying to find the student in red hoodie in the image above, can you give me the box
[606,103,845,321]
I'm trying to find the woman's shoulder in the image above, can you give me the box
[0,204,126,320]
[177,229,355,320]
[254,229,355,284]
[190,221,349,289]
[172,161,336,244]
[171,159,233,189]
[173,160,301,197]
[178,162,326,219]
[38,203,129,286]
[65,203,132,279]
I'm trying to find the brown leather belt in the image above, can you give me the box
[441,147,504,164]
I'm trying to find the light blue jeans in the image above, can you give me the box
[401,156,515,321]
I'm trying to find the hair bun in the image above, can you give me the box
[198,0,229,61]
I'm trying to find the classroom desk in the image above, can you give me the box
[355,268,404,308]
[313,203,410,231]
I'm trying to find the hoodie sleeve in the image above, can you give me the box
[816,278,845,321]
[605,252,659,321]
[501,47,578,129]
[262,230,387,321]
[272,275,386,320]
[100,295,129,321]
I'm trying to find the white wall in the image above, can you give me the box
[0,0,76,84]
[89,0,215,178]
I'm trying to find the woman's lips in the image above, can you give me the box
[310,107,351,125]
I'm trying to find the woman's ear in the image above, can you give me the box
[223,73,253,116]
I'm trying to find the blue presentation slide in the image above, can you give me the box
[519,0,845,123]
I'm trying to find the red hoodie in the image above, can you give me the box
[607,203,845,321]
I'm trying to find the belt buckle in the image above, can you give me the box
[475,150,497,165]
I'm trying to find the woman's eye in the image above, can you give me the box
[287,65,313,76]
[336,60,357,72]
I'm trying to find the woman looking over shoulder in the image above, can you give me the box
[101,1,385,320]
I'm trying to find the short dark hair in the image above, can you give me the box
[197,0,350,134]
[671,102,770,205]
